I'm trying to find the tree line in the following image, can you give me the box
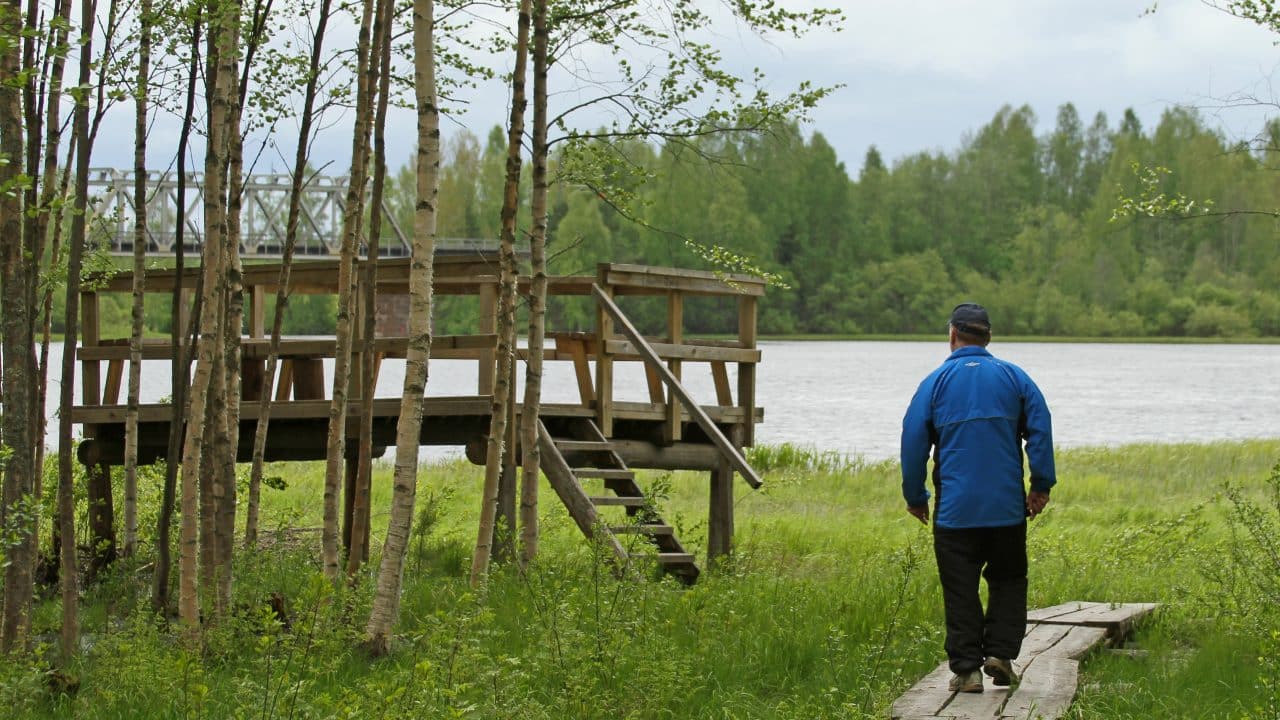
[388,104,1274,338]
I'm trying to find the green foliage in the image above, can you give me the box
[3,442,1280,717]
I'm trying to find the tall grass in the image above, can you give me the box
[1,439,1277,718]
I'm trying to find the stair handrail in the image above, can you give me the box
[591,284,763,490]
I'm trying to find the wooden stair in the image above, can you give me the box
[537,417,700,583]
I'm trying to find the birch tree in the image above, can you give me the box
[518,0,548,565]
[347,0,395,576]
[365,0,438,655]
[246,0,337,549]
[177,0,239,630]
[0,0,37,652]
[322,0,377,582]
[124,0,155,559]
[154,10,202,614]
[471,0,531,588]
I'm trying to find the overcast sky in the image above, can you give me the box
[109,0,1280,177]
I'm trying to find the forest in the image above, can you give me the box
[112,104,1280,339]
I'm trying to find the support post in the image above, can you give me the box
[478,280,497,395]
[86,462,117,578]
[595,265,614,436]
[663,291,683,444]
[737,295,757,448]
[708,425,743,570]
[342,455,357,552]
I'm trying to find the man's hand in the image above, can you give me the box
[1026,490,1050,519]
[906,504,930,525]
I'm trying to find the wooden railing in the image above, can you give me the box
[592,284,762,489]
[74,259,765,451]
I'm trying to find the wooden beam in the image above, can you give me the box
[592,284,762,490]
[664,291,683,444]
[602,339,760,363]
[710,361,733,406]
[556,335,595,406]
[603,263,766,297]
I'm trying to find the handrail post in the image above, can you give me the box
[478,279,497,395]
[737,295,757,448]
[81,289,102,438]
[663,290,683,444]
[595,264,614,436]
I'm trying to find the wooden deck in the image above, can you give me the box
[890,602,1159,720]
[71,258,769,580]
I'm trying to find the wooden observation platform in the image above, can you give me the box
[71,256,766,581]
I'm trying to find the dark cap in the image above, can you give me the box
[949,302,991,337]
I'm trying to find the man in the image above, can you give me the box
[900,303,1056,694]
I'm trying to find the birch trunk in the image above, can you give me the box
[124,0,153,559]
[347,0,393,576]
[154,15,202,612]
[178,0,237,630]
[216,16,247,614]
[54,0,100,655]
[471,0,531,588]
[364,0,437,655]
[246,0,333,551]
[519,0,549,566]
[0,0,35,652]
[323,0,377,581]
[25,0,73,582]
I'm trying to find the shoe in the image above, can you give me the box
[948,669,983,693]
[983,657,1019,686]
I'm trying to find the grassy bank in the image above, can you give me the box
[4,439,1279,718]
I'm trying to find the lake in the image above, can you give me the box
[39,340,1280,461]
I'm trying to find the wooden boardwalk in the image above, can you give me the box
[891,602,1158,720]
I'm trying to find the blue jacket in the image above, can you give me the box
[900,345,1056,529]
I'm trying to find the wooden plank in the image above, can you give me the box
[275,359,294,401]
[536,420,627,559]
[102,359,124,405]
[1043,625,1107,660]
[1027,602,1101,623]
[604,264,766,297]
[1002,655,1078,720]
[594,284,763,489]
[891,664,955,719]
[76,334,498,361]
[1031,603,1157,630]
[603,339,762,364]
[710,361,733,406]
[588,496,646,507]
[250,285,266,338]
[1016,623,1073,663]
[644,363,665,404]
[941,683,1012,716]
[608,524,674,535]
[573,469,634,480]
[553,439,612,452]
[557,335,595,405]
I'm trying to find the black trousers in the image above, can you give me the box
[932,523,1028,674]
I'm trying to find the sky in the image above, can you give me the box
[103,0,1280,177]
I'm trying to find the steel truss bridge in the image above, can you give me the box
[87,168,494,258]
